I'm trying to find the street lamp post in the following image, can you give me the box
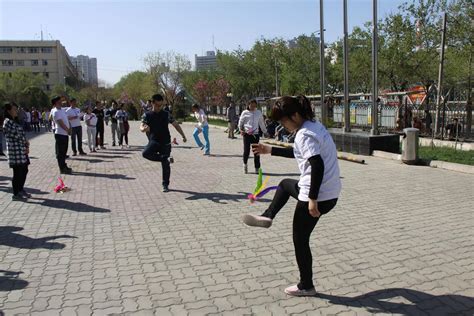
[319,0,327,126]
[371,0,379,135]
[343,0,351,132]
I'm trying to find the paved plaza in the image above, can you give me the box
[0,122,473,315]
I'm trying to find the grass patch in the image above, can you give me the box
[419,146,474,165]
[181,116,228,128]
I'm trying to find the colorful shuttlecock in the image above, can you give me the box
[248,168,278,203]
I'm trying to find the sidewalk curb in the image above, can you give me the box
[429,160,474,174]
[372,150,402,161]
[372,150,474,174]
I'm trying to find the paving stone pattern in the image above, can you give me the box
[0,122,473,315]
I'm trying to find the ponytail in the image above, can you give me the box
[271,95,314,122]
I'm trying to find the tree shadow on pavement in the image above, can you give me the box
[0,270,28,291]
[262,172,300,177]
[318,288,474,315]
[70,157,112,163]
[72,171,135,180]
[26,198,111,213]
[85,154,130,159]
[0,226,76,250]
[169,189,270,204]
[208,154,242,158]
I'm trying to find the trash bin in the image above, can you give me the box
[402,128,419,164]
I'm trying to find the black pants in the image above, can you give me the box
[243,134,260,168]
[262,178,338,290]
[142,140,171,186]
[120,132,128,146]
[71,126,84,154]
[96,122,104,147]
[55,134,69,170]
[32,122,40,133]
[12,164,28,195]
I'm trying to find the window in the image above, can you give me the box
[16,47,26,53]
[44,72,49,78]
[0,47,13,53]
[42,59,48,66]
[31,60,39,66]
[41,47,53,53]
[16,60,24,66]
[1,60,13,66]
[28,47,39,53]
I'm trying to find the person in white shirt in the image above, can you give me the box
[83,107,98,152]
[66,98,86,156]
[242,95,341,298]
[191,104,210,155]
[238,99,267,174]
[51,96,72,174]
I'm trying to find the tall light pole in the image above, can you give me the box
[371,0,379,135]
[319,0,327,125]
[274,55,279,97]
[434,12,447,136]
[343,0,351,132]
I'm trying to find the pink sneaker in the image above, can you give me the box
[284,285,317,297]
[241,214,272,228]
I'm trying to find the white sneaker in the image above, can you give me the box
[243,164,248,174]
[241,214,272,228]
[284,285,317,297]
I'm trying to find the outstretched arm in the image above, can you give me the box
[171,121,187,142]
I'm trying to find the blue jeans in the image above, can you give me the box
[193,125,210,154]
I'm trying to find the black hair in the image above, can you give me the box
[3,102,19,122]
[248,99,257,106]
[70,98,77,102]
[191,103,200,109]
[51,96,61,105]
[271,95,314,122]
[152,94,164,102]
[111,100,118,106]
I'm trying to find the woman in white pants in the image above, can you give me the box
[84,107,98,152]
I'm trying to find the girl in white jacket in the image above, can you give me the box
[238,99,267,174]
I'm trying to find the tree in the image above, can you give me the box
[113,71,155,115]
[143,51,192,113]
[0,69,46,103]
[445,0,473,137]
[280,35,320,95]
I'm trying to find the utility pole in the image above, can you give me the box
[435,12,447,136]
[319,0,327,125]
[371,0,379,135]
[343,0,350,132]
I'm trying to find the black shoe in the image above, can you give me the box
[66,155,70,159]
[79,152,87,156]
[12,194,26,201]
[19,190,32,198]
[112,143,116,147]
[60,168,72,174]
[72,152,77,157]
[162,185,170,193]
[0,152,5,156]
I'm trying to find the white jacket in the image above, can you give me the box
[238,109,267,135]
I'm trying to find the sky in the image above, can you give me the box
[0,0,406,86]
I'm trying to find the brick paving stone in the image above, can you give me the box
[0,122,473,315]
